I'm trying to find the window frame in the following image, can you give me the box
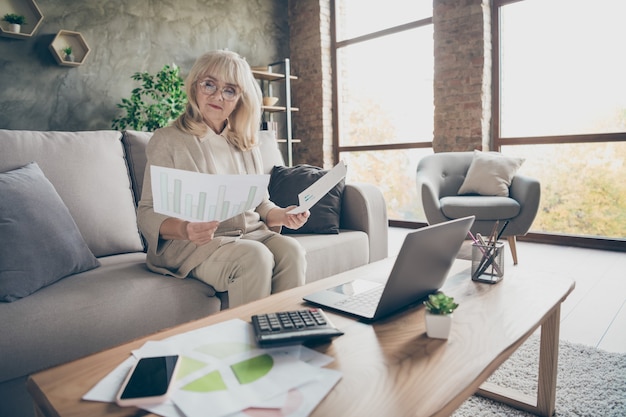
[331,0,434,160]
[491,0,626,251]
[330,0,434,227]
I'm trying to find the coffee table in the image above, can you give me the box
[27,257,574,417]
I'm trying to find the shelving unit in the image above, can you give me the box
[0,0,44,39]
[252,58,298,166]
[49,30,91,67]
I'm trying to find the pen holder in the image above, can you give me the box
[471,241,504,284]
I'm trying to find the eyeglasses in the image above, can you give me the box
[197,79,240,101]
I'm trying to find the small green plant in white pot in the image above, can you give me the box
[2,13,27,33]
[62,46,74,62]
[424,292,459,339]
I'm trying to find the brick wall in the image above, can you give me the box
[288,0,333,167]
[288,0,491,164]
[433,0,492,152]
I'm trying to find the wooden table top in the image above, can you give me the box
[27,258,575,417]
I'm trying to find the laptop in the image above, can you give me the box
[303,216,475,321]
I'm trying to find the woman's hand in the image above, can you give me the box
[266,206,310,230]
[160,218,220,246]
[185,221,220,245]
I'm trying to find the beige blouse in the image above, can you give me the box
[137,125,278,278]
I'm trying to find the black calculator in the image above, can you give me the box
[251,308,344,347]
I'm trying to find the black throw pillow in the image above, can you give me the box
[268,165,345,234]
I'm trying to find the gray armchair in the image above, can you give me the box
[416,152,540,264]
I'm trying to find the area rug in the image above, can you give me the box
[452,336,626,416]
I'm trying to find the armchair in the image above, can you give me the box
[416,151,540,264]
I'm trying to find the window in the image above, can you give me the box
[495,0,626,243]
[333,0,433,222]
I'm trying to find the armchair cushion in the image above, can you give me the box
[458,150,525,197]
[0,162,100,302]
[441,196,520,220]
[268,164,345,234]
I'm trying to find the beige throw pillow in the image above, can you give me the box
[458,150,525,197]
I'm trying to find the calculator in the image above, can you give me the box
[251,308,344,347]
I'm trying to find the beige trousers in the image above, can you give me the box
[191,233,306,308]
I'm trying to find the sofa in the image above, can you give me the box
[0,129,388,417]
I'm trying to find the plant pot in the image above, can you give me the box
[425,312,453,339]
[64,54,75,62]
[9,23,21,33]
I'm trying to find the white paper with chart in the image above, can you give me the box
[150,165,270,222]
[83,319,342,417]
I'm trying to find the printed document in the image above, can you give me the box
[83,319,341,417]
[287,161,347,214]
[150,165,270,222]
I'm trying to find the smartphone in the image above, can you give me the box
[115,355,180,407]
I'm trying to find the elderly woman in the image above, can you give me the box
[137,50,309,308]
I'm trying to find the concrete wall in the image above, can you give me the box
[0,0,289,131]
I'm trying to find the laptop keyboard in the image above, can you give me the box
[335,285,384,314]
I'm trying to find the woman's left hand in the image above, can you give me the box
[267,206,310,229]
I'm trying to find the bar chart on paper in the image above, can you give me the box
[151,165,270,222]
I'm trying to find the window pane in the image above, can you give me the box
[336,0,432,41]
[500,0,626,137]
[501,143,626,239]
[340,149,433,222]
[337,26,434,146]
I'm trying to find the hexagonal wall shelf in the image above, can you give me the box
[0,0,44,39]
[49,30,91,67]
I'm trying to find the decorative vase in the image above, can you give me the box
[425,312,453,339]
[9,23,21,33]
[64,53,74,62]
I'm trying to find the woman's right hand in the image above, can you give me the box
[160,218,220,246]
[185,220,220,246]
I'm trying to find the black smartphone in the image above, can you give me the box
[115,355,180,407]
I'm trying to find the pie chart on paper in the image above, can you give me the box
[179,343,274,392]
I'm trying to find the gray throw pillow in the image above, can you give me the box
[268,165,345,234]
[458,150,525,197]
[0,162,100,302]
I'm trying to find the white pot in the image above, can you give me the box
[9,23,21,33]
[425,312,453,339]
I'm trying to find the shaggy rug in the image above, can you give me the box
[452,336,626,416]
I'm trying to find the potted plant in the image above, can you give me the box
[62,46,74,62]
[112,64,187,131]
[423,292,459,339]
[2,13,27,33]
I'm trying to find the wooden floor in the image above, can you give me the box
[389,227,626,354]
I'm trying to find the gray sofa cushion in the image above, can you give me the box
[122,130,153,204]
[296,231,369,282]
[0,162,100,302]
[0,252,220,383]
[0,130,143,257]
[258,130,285,174]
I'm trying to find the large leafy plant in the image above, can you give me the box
[112,64,187,131]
